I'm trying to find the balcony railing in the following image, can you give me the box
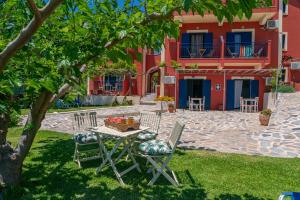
[179,42,268,59]
[180,43,221,59]
[225,42,268,58]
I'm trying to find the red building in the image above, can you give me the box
[89,0,300,110]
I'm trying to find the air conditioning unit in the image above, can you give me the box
[266,77,273,86]
[291,62,300,70]
[164,76,176,84]
[266,20,279,29]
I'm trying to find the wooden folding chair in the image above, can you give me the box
[137,121,185,186]
[137,112,161,141]
[119,112,162,162]
[73,112,103,168]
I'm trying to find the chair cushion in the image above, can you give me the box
[137,130,157,140]
[74,132,98,144]
[139,140,172,155]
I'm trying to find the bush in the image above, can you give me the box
[9,110,21,127]
[275,85,295,93]
[261,109,272,116]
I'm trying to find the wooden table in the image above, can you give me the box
[90,125,149,185]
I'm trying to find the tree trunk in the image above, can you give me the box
[0,90,53,187]
[0,113,9,145]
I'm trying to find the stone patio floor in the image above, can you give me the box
[23,92,300,158]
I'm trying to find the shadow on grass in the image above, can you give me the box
[5,137,272,200]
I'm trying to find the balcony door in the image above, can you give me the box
[226,32,252,57]
[181,32,213,58]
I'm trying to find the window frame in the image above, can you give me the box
[282,32,288,51]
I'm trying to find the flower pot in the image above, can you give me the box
[259,114,270,126]
[168,104,175,113]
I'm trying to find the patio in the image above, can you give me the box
[21,92,300,158]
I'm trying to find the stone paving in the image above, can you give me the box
[22,92,300,158]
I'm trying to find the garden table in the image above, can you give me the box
[90,125,149,185]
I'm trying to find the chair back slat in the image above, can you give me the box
[87,112,97,128]
[168,121,185,150]
[73,113,86,131]
[73,112,98,132]
[139,111,161,134]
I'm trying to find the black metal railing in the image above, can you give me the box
[224,42,268,58]
[180,43,221,59]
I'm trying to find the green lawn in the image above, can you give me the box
[5,128,300,200]
[20,105,128,115]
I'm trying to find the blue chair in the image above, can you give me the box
[279,192,300,200]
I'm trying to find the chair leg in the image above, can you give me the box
[146,156,179,186]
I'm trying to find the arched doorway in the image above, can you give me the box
[146,66,160,94]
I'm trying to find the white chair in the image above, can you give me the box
[137,121,185,186]
[137,112,161,141]
[73,112,103,168]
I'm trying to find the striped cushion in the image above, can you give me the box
[139,140,171,155]
[137,131,157,140]
[74,132,98,144]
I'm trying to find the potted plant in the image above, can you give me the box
[155,96,175,113]
[168,103,175,113]
[259,109,272,126]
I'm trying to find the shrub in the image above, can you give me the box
[9,110,21,127]
[261,109,272,116]
[276,84,295,93]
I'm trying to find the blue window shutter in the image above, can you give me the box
[179,79,188,108]
[250,80,259,98]
[226,80,235,110]
[226,32,235,56]
[181,33,191,58]
[202,80,211,110]
[241,32,252,46]
[204,33,213,56]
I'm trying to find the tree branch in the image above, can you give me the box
[50,65,87,104]
[105,7,179,49]
[27,0,41,19]
[0,0,63,72]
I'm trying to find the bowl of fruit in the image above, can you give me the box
[104,117,140,132]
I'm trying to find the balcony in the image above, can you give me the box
[177,40,271,68]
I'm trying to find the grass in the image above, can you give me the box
[20,105,129,115]
[5,128,300,200]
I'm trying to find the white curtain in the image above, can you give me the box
[191,34,204,56]
[234,80,243,109]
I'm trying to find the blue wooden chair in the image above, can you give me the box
[279,192,300,200]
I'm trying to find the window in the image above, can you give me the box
[226,31,253,57]
[180,32,213,58]
[283,2,288,15]
[104,75,123,91]
[282,32,288,51]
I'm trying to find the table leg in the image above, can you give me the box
[96,138,125,185]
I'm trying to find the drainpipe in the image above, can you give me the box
[275,0,283,101]
[160,44,166,96]
[223,70,226,111]
[142,46,147,96]
[87,77,90,95]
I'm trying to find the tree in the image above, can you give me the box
[0,0,64,72]
[0,0,271,188]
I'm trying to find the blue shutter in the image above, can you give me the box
[250,80,259,98]
[204,33,213,56]
[181,33,190,58]
[202,80,211,110]
[179,79,188,109]
[242,32,252,57]
[226,80,235,110]
[226,32,235,56]
[241,32,252,46]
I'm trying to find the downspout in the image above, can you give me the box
[275,0,283,101]
[142,46,147,96]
